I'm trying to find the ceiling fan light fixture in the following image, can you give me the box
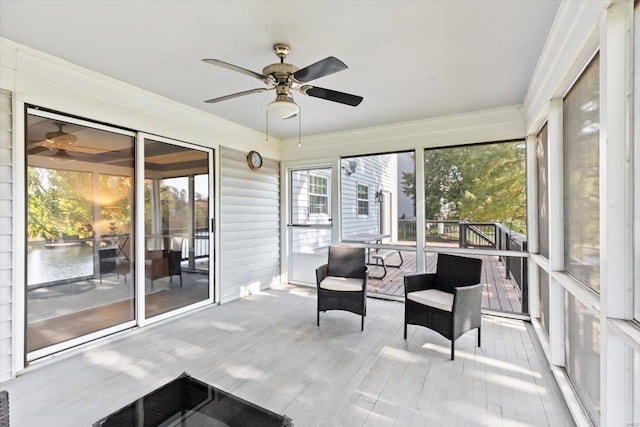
[267,98,299,119]
[45,122,78,146]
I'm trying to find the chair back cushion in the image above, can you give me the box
[327,246,366,279]
[435,254,482,292]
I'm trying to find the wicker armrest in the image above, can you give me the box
[316,264,328,287]
[404,273,437,295]
[452,283,482,311]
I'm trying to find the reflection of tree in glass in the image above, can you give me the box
[27,167,93,240]
[99,174,132,235]
[402,141,527,233]
[160,182,189,232]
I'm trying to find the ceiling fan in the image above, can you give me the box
[27,122,88,162]
[202,44,363,119]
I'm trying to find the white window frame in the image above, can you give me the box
[357,183,369,216]
[308,174,329,216]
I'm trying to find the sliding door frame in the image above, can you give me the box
[136,133,215,327]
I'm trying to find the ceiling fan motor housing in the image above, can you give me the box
[262,63,298,84]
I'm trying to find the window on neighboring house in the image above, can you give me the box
[309,175,328,215]
[357,184,369,215]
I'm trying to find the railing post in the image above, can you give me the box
[458,221,465,248]
[521,240,528,314]
[505,228,510,279]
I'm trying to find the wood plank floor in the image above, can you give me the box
[4,285,574,427]
[368,251,523,314]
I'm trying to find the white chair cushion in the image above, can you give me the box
[407,289,453,312]
[320,276,364,292]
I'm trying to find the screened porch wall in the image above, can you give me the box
[0,89,12,382]
[219,147,280,303]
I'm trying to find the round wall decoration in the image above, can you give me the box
[247,150,263,170]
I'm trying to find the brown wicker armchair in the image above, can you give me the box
[404,253,483,360]
[316,246,368,330]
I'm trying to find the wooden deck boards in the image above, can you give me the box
[368,250,523,314]
[2,285,574,427]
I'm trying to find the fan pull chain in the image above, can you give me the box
[298,108,302,148]
[266,109,271,141]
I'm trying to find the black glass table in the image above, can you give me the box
[94,372,293,427]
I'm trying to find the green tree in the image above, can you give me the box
[27,167,93,240]
[401,141,527,233]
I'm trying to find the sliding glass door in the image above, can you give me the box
[26,110,137,358]
[25,109,215,360]
[142,136,213,319]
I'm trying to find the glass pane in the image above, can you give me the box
[26,113,135,352]
[565,291,601,425]
[194,174,210,272]
[144,139,210,318]
[563,55,600,292]
[536,123,550,258]
[291,169,331,225]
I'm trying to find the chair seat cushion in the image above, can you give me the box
[407,289,453,312]
[320,276,364,292]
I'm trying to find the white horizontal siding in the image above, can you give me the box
[341,155,397,240]
[0,89,12,382]
[219,147,280,303]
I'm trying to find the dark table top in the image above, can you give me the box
[94,372,292,427]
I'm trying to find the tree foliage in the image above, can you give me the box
[401,141,527,233]
[28,167,94,240]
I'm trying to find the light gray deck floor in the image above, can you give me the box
[4,285,574,427]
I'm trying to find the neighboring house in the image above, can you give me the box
[340,155,398,243]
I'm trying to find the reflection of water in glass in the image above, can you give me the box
[27,244,94,286]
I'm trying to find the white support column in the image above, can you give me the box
[548,98,565,367]
[415,148,426,273]
[600,2,634,426]
[135,133,146,325]
[600,0,634,322]
[526,134,540,318]
[332,157,342,245]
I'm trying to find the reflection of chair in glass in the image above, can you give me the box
[145,237,183,289]
[99,247,129,283]
[316,246,368,330]
[168,237,183,287]
[404,253,483,360]
[146,250,169,289]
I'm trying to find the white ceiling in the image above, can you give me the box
[0,1,560,139]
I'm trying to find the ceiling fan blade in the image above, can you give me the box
[202,59,271,83]
[204,88,270,104]
[293,57,347,82]
[300,85,363,107]
[27,145,51,154]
